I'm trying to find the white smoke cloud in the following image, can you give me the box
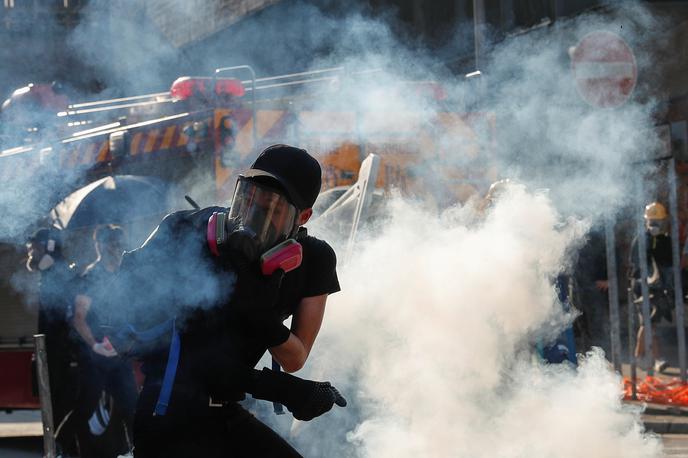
[294,187,661,458]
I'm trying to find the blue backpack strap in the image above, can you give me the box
[132,320,175,343]
[109,319,175,357]
[154,319,181,416]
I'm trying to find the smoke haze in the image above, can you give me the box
[0,1,675,456]
[299,189,660,457]
[273,2,666,457]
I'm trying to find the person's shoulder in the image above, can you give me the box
[296,230,341,296]
[146,206,225,243]
[300,232,337,264]
[160,206,223,229]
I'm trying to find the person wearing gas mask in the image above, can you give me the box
[71,224,137,457]
[26,228,79,455]
[121,144,346,458]
[629,202,674,374]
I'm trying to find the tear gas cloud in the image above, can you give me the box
[299,190,660,457]
[0,1,671,456]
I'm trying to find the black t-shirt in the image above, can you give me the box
[629,232,676,293]
[74,262,120,341]
[124,206,340,392]
[274,226,340,319]
[630,232,674,276]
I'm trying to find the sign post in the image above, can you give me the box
[604,216,622,372]
[34,334,56,458]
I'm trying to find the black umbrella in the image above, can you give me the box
[50,175,174,230]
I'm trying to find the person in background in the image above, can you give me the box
[630,202,674,374]
[26,227,78,455]
[71,224,137,458]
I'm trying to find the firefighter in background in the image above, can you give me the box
[71,225,137,457]
[121,144,347,457]
[26,228,78,455]
[630,202,674,374]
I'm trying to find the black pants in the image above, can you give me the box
[133,401,302,458]
[71,349,138,457]
[43,324,79,454]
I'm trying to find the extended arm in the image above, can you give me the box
[269,294,327,372]
[72,293,117,357]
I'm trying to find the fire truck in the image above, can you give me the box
[0,65,495,414]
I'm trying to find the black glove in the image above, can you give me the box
[249,367,347,421]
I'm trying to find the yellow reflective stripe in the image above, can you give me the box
[143,130,159,153]
[177,129,188,146]
[96,141,109,162]
[160,126,176,150]
[130,132,143,155]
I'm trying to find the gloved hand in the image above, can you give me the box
[287,380,347,421]
[92,338,118,358]
[249,368,347,421]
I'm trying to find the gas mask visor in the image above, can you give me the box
[228,177,298,252]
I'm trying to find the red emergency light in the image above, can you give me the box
[170,77,245,101]
[170,77,207,100]
[215,79,245,97]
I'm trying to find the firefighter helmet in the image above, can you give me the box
[644,202,668,221]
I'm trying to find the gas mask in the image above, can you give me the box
[207,178,303,274]
[646,219,666,237]
[27,238,57,272]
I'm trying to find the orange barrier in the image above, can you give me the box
[624,376,688,405]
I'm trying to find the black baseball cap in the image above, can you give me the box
[241,144,322,210]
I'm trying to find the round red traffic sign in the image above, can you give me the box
[571,31,637,108]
